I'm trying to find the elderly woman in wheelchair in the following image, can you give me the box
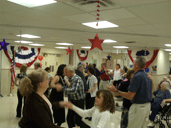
[147,82,171,128]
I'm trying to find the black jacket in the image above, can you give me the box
[19,92,63,128]
[75,69,88,92]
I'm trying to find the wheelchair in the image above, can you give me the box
[154,102,171,128]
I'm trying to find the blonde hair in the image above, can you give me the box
[19,69,47,97]
[20,64,27,73]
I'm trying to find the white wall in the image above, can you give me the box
[0,46,69,95]
[157,50,169,75]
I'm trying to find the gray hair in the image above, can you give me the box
[135,56,146,69]
[34,62,41,68]
[66,65,75,73]
[162,82,170,90]
[77,65,83,70]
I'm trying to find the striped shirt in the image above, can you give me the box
[63,74,85,100]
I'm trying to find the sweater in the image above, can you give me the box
[73,105,111,128]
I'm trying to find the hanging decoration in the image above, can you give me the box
[4,46,41,68]
[136,50,149,56]
[127,49,159,69]
[77,50,89,61]
[145,68,149,73]
[96,0,100,26]
[89,33,104,51]
[65,47,73,55]
[38,55,43,61]
[107,55,111,60]
[0,39,10,51]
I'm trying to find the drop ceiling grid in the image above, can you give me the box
[62,13,101,23]
[90,8,137,20]
[113,0,169,7]
[126,1,171,24]
[0,0,171,51]
[33,2,86,17]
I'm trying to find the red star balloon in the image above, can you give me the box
[89,34,104,51]
[65,47,73,55]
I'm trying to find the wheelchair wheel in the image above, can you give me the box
[159,123,165,128]
[168,124,171,128]
[166,113,171,127]
[154,114,160,123]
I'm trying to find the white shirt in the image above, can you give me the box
[73,105,111,128]
[113,69,121,81]
[42,94,55,123]
[87,75,98,97]
[48,73,53,79]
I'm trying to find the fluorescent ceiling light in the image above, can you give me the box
[104,39,117,43]
[16,34,41,38]
[56,43,73,46]
[165,44,171,47]
[55,47,68,49]
[82,21,119,29]
[113,46,129,49]
[15,41,33,44]
[165,49,171,51]
[29,44,44,46]
[169,53,171,54]
[81,46,91,49]
[7,0,57,8]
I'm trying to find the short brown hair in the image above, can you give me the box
[19,69,47,97]
[20,64,27,73]
[44,67,50,72]
[101,63,106,67]
[116,63,120,68]
[88,67,95,75]
[96,90,115,113]
[126,69,135,80]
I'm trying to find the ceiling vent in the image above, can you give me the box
[125,41,135,44]
[73,0,115,6]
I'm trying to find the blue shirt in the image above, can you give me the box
[129,70,152,104]
[153,89,171,104]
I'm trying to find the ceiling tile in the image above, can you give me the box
[131,30,167,36]
[123,24,159,31]
[153,23,171,30]
[0,0,27,13]
[0,13,29,25]
[109,17,148,26]
[127,2,171,23]
[12,9,55,20]
[63,13,97,23]
[34,2,85,17]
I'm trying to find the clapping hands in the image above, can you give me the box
[107,84,117,92]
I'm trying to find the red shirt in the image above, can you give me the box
[100,69,109,81]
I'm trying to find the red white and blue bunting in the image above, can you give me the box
[127,49,159,69]
[77,49,89,61]
[4,46,41,68]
